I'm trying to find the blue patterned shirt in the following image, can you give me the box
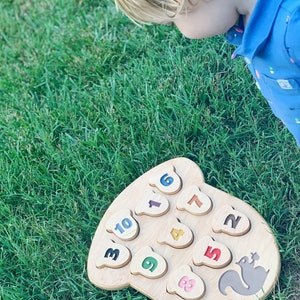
[226,0,300,147]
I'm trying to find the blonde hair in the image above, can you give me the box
[114,0,188,24]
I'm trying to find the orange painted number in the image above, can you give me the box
[188,194,203,208]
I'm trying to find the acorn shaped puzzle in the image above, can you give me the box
[87,157,281,299]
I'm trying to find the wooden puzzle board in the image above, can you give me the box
[87,157,281,299]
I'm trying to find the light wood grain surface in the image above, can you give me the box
[88,157,281,300]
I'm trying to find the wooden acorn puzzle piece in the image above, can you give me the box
[193,236,232,269]
[87,157,281,299]
[106,209,139,241]
[130,246,168,279]
[177,185,212,216]
[157,218,194,249]
[94,239,131,269]
[167,265,206,300]
[135,190,170,217]
[212,205,251,236]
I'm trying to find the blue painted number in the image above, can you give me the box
[160,173,174,186]
[114,218,133,234]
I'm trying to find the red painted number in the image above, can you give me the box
[204,246,221,261]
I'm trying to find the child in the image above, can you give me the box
[114,0,300,147]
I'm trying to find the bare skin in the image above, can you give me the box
[168,0,257,39]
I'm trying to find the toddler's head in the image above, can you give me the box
[114,0,194,24]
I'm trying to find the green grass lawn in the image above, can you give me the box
[0,0,299,299]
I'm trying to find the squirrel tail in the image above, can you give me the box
[218,270,252,296]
